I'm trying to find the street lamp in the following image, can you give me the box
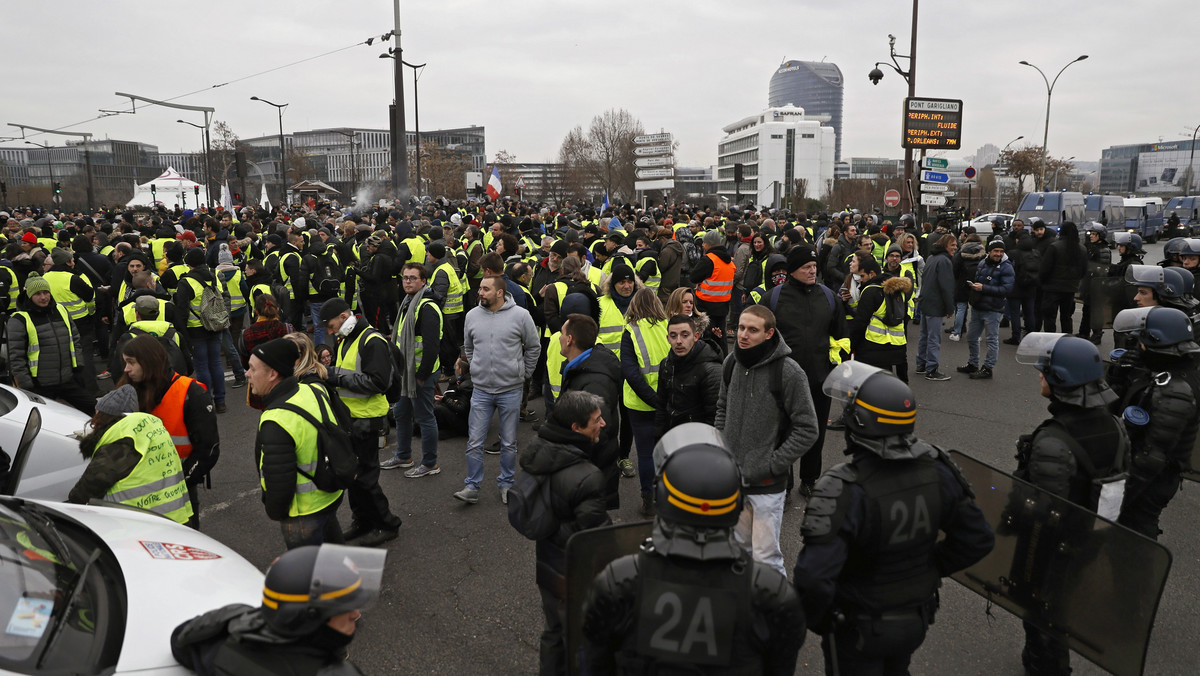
[251,96,288,206]
[332,129,359,198]
[867,4,920,215]
[1019,55,1088,191]
[9,123,96,211]
[177,119,207,206]
[1051,156,1075,191]
[994,134,1024,211]
[24,141,55,205]
[381,52,425,200]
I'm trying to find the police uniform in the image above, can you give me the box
[794,362,994,674]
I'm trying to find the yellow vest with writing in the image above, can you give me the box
[98,412,193,524]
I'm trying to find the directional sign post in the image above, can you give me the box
[633,132,673,146]
[921,170,950,183]
[634,178,676,191]
[922,157,949,170]
[634,144,672,157]
[634,156,673,168]
[921,183,950,193]
[635,168,674,180]
[920,193,948,207]
[633,131,675,192]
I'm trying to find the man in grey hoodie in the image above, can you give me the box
[715,305,819,577]
[455,275,541,505]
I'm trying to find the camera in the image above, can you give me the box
[868,68,884,85]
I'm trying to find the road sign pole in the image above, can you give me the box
[967,183,972,217]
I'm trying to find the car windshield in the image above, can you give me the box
[0,500,124,673]
[1018,193,1061,211]
[1125,207,1145,220]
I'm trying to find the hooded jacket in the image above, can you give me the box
[463,292,541,394]
[559,344,623,509]
[518,422,610,595]
[1039,235,1087,294]
[823,234,855,287]
[655,237,684,302]
[952,240,986,304]
[654,339,723,437]
[1010,236,1041,297]
[850,276,913,364]
[917,240,956,317]
[715,335,819,493]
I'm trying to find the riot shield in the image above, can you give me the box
[948,451,1171,676]
[564,521,653,676]
[1089,277,1133,333]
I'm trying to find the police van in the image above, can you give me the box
[1084,194,1125,236]
[1122,197,1165,242]
[1014,191,1086,232]
[1163,195,1200,237]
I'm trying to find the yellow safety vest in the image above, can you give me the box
[258,383,343,517]
[546,332,566,401]
[584,263,605,289]
[129,320,181,347]
[596,295,626,358]
[434,262,464,315]
[15,305,78,377]
[277,251,300,298]
[402,237,426,265]
[98,412,193,524]
[225,269,248,313]
[335,328,390,418]
[467,240,485,280]
[150,238,174,265]
[181,275,226,329]
[43,270,92,320]
[863,284,907,346]
[635,257,661,292]
[122,297,169,325]
[396,294,443,374]
[0,267,17,308]
[899,261,918,317]
[622,318,669,411]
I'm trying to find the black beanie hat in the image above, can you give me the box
[252,338,298,379]
[184,248,205,267]
[318,298,352,322]
[786,245,818,272]
[426,242,447,260]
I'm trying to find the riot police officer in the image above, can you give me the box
[1110,306,1200,540]
[1014,333,1130,675]
[1078,223,1112,344]
[1110,232,1144,279]
[793,362,994,675]
[580,423,805,674]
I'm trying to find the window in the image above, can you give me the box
[802,133,815,139]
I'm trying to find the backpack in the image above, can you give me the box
[882,290,908,326]
[682,238,703,270]
[311,251,345,296]
[506,470,559,540]
[278,385,358,492]
[189,276,231,331]
[723,356,791,445]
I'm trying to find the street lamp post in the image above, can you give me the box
[25,141,55,205]
[994,134,1024,212]
[250,97,288,206]
[404,60,425,198]
[1051,156,1075,191]
[867,1,919,216]
[380,2,410,201]
[9,123,96,211]
[177,119,208,205]
[114,92,214,209]
[1019,55,1088,191]
[1186,123,1200,195]
[332,130,359,198]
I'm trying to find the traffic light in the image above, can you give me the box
[150,183,157,194]
[234,193,241,203]
[194,185,200,197]
[53,182,62,194]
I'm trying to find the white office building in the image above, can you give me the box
[716,105,835,206]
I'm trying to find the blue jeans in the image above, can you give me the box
[310,300,326,346]
[192,332,226,403]
[967,309,1002,369]
[280,502,344,550]
[952,301,969,335]
[220,326,245,380]
[464,387,521,491]
[628,409,657,494]
[916,314,943,372]
[393,378,439,468]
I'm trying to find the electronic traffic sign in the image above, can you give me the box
[902,97,963,150]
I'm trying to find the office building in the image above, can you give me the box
[768,59,844,162]
[1099,140,1200,195]
[716,105,835,205]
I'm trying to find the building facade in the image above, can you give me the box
[768,60,844,162]
[716,105,835,206]
[1098,140,1200,195]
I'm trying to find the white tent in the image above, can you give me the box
[125,167,213,208]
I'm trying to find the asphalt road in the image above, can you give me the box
[190,241,1198,675]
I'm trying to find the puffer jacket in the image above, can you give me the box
[654,339,723,437]
[519,422,610,596]
[7,300,83,388]
[970,253,1015,313]
[953,241,986,304]
[1039,237,1087,294]
[714,335,819,494]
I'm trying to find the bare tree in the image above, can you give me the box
[999,145,1044,195]
[493,149,517,194]
[209,121,241,184]
[556,109,645,201]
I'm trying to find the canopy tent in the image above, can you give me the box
[125,167,212,208]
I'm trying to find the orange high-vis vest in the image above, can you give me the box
[152,375,204,459]
[696,252,735,303]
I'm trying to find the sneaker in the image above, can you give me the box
[484,441,502,455]
[618,458,635,478]
[342,522,372,541]
[914,365,927,375]
[357,528,399,547]
[969,366,994,380]
[520,410,540,423]
[500,487,510,505]
[799,482,815,500]
[925,370,951,381]
[826,417,846,430]
[1002,337,1022,346]
[97,370,112,380]
[215,402,227,414]
[404,464,440,478]
[231,378,246,388]
[381,457,416,470]
[948,333,961,342]
[956,364,979,374]
[453,487,480,504]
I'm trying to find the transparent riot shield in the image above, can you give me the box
[1089,277,1133,333]
[564,521,653,676]
[948,451,1171,676]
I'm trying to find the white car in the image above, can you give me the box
[960,213,1013,237]
[0,497,263,674]
[0,384,92,500]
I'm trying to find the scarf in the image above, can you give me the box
[396,289,423,396]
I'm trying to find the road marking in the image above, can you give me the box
[205,488,259,514]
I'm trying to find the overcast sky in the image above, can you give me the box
[5,0,1196,173]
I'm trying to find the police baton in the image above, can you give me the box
[827,610,846,676]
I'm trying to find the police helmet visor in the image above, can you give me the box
[1184,239,1200,256]
[1112,231,1138,247]
[652,422,727,476]
[311,544,386,612]
[1112,307,1154,335]
[822,361,888,404]
[1015,332,1068,366]
[1083,222,1106,235]
[1123,264,1164,287]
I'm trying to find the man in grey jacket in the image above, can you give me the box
[915,234,958,381]
[455,275,541,505]
[715,305,818,577]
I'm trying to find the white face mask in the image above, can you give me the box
[852,274,862,282]
[337,314,357,338]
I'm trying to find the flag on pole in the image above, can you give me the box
[486,165,502,201]
[260,184,271,209]
[221,181,234,214]
[600,192,609,215]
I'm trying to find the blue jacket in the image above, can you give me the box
[970,254,1014,313]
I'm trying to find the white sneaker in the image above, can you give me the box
[948,333,961,342]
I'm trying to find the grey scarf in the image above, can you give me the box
[394,289,422,396]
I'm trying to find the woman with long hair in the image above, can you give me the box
[284,331,328,383]
[664,286,710,336]
[742,232,775,295]
[619,288,671,516]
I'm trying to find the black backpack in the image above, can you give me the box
[127,325,192,376]
[507,470,560,540]
[311,251,345,296]
[277,385,358,491]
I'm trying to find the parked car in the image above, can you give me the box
[0,384,91,500]
[0,496,263,675]
[960,213,1013,238]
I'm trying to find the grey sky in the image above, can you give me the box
[6,0,1195,174]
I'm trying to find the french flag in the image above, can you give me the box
[486,165,502,201]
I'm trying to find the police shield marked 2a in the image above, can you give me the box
[564,521,653,676]
[948,451,1171,676]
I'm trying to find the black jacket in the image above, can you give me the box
[654,340,723,437]
[1010,237,1041,297]
[559,345,623,510]
[396,287,443,382]
[952,241,985,304]
[329,321,392,419]
[518,423,610,596]
[1038,237,1087,294]
[770,277,847,389]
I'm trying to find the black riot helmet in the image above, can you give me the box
[1163,237,1188,263]
[1113,306,1200,356]
[261,544,385,638]
[824,362,917,439]
[1017,332,1116,407]
[653,424,743,529]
